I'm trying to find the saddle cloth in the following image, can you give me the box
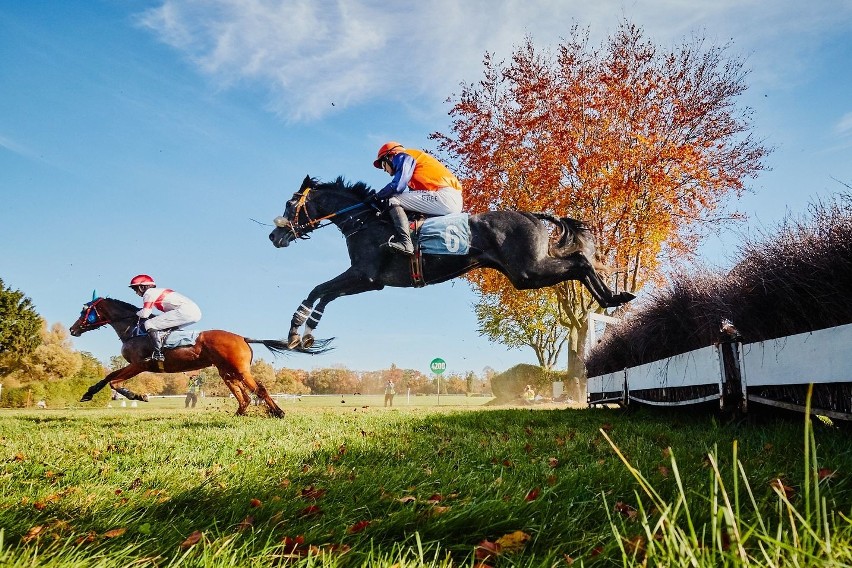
[416,213,470,255]
[164,330,200,349]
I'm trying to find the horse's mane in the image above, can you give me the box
[99,297,140,315]
[317,176,373,200]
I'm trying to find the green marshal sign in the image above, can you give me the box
[429,358,446,375]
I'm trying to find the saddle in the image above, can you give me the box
[388,212,472,287]
[131,324,200,350]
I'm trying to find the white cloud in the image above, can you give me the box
[135,0,852,122]
[837,112,852,136]
[0,133,36,159]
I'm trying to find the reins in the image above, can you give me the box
[80,299,142,335]
[285,184,372,239]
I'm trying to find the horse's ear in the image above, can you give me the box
[301,175,312,190]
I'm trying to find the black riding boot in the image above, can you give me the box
[386,205,414,255]
[149,330,166,361]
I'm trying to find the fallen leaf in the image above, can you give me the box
[818,468,837,481]
[74,532,97,545]
[397,496,416,504]
[299,505,322,517]
[614,501,638,520]
[347,520,370,534]
[623,535,645,555]
[249,498,262,508]
[495,530,531,553]
[300,485,326,500]
[103,528,127,538]
[524,488,540,501]
[282,534,305,548]
[658,465,670,478]
[22,525,44,543]
[180,530,203,549]
[475,539,501,560]
[426,493,443,503]
[771,478,795,500]
[236,516,254,532]
[548,457,559,468]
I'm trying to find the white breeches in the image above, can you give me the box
[389,187,462,216]
[144,306,202,331]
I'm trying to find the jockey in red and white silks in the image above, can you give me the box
[137,287,202,332]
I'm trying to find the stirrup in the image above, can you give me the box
[387,236,414,255]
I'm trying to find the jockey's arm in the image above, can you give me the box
[376,152,415,199]
[136,289,158,318]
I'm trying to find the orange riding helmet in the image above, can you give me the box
[373,141,404,168]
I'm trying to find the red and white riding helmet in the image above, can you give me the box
[129,274,156,288]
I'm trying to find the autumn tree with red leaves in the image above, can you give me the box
[433,21,769,375]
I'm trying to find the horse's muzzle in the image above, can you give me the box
[269,227,294,248]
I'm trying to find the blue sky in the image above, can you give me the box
[2,0,851,376]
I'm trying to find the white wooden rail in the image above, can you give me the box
[587,322,852,419]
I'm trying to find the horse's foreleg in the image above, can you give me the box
[291,269,382,348]
[80,364,145,402]
[288,301,314,348]
[301,299,330,348]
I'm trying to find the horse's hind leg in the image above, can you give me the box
[577,257,635,308]
[221,375,250,415]
[217,344,285,418]
[240,369,284,418]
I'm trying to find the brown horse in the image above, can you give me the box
[70,297,328,417]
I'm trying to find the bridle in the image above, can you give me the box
[76,298,140,335]
[78,299,111,331]
[275,182,370,240]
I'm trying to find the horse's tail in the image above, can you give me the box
[244,338,334,356]
[531,212,596,265]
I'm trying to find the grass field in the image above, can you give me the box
[1,402,851,567]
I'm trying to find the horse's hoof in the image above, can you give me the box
[140,394,149,403]
[287,335,302,349]
[301,334,315,349]
[80,394,93,402]
[615,292,636,305]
